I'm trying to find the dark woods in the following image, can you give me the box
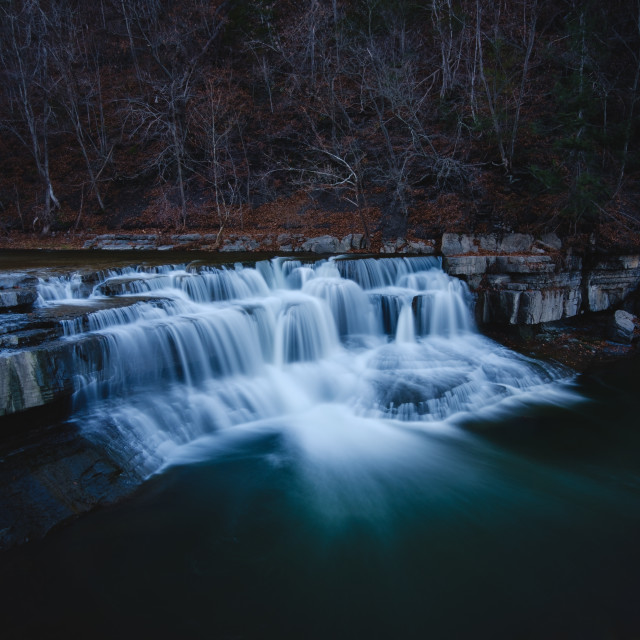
[1,0,639,242]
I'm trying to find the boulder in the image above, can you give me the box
[348,233,367,250]
[336,233,369,252]
[608,310,637,343]
[301,235,341,253]
[535,233,562,251]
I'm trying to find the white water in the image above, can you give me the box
[38,256,578,480]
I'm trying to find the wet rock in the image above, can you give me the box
[0,335,106,417]
[0,422,142,549]
[480,290,520,325]
[0,289,38,312]
[0,314,28,336]
[0,274,38,290]
[95,275,167,296]
[0,274,38,312]
[0,329,58,349]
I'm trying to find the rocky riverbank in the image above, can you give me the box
[0,244,639,550]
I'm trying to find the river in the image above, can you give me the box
[1,254,639,638]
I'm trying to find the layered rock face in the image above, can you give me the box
[585,256,640,312]
[441,233,640,327]
[0,335,106,416]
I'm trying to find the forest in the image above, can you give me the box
[1,0,639,249]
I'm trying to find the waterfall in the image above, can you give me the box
[37,272,85,304]
[36,256,576,477]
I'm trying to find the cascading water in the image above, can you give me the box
[38,256,576,481]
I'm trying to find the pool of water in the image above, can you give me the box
[1,357,639,640]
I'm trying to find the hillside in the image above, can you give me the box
[1,0,640,251]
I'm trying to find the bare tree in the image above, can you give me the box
[616,0,640,190]
[119,0,229,227]
[0,0,60,233]
[358,16,473,217]
[190,77,245,239]
[49,3,113,212]
[474,0,539,175]
[431,0,468,98]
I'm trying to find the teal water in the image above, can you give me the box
[1,357,639,640]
